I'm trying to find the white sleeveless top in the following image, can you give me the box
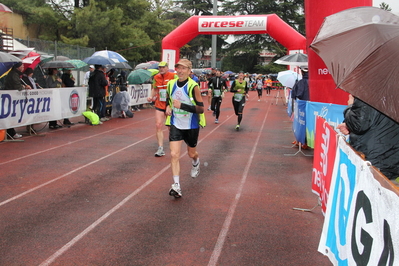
[170,81,199,129]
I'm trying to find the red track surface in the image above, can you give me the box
[0,90,331,265]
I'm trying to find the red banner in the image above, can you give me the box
[312,116,337,214]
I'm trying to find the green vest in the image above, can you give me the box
[165,77,206,128]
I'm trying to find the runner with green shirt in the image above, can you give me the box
[230,71,249,131]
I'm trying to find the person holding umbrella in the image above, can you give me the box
[337,95,399,181]
[4,62,31,138]
[88,65,109,122]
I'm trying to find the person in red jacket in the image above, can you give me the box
[147,61,177,157]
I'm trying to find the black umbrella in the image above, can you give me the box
[42,61,75,69]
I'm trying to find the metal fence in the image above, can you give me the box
[15,37,95,60]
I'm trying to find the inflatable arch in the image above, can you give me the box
[161,15,306,67]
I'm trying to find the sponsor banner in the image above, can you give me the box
[292,99,306,144]
[0,87,86,130]
[127,84,151,106]
[312,116,337,214]
[305,101,346,148]
[59,87,87,119]
[319,137,399,265]
[198,17,267,32]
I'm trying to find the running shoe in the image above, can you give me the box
[191,162,200,178]
[215,119,219,124]
[169,183,182,198]
[155,146,165,157]
[13,133,22,139]
[207,106,211,111]
[235,125,240,131]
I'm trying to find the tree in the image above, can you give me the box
[379,2,392,11]
[221,0,305,73]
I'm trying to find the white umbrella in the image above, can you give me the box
[277,70,302,88]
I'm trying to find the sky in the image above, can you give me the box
[373,0,399,14]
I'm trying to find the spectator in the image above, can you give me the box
[111,86,134,119]
[83,65,94,86]
[337,95,399,180]
[61,69,75,87]
[88,65,109,122]
[21,68,38,89]
[61,69,75,125]
[4,62,31,138]
[45,68,63,129]
[291,67,309,101]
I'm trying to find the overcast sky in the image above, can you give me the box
[373,0,399,14]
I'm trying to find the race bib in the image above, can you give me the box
[234,93,244,102]
[159,89,167,101]
[214,89,221,97]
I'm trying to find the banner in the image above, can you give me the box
[311,116,338,214]
[127,84,151,106]
[305,101,346,148]
[292,99,306,144]
[319,137,399,265]
[0,87,87,130]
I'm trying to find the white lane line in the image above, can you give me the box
[0,117,152,166]
[208,103,271,266]
[0,134,154,207]
[39,114,234,265]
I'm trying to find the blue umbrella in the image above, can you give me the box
[92,50,128,63]
[224,70,234,75]
[83,56,115,66]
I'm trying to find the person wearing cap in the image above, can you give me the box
[291,67,309,101]
[4,62,32,139]
[147,61,177,157]
[230,71,249,131]
[208,68,228,123]
[291,67,309,148]
[83,65,94,87]
[165,58,205,198]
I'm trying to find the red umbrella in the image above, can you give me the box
[0,3,12,13]
[22,51,41,70]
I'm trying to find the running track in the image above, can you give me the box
[0,90,331,265]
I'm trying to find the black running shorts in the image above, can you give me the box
[169,125,200,148]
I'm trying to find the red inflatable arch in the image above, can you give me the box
[161,15,306,67]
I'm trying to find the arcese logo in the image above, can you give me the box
[199,17,267,32]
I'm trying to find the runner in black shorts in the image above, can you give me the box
[165,59,205,198]
[230,71,249,131]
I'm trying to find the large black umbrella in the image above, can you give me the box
[42,61,75,69]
